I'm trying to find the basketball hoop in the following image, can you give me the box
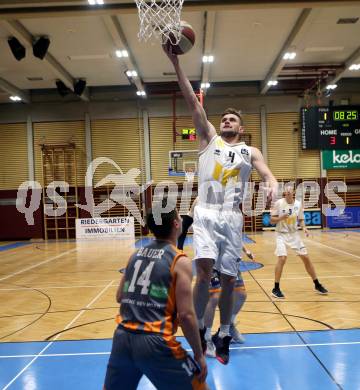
[134,0,184,44]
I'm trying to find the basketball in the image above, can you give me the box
[164,21,195,55]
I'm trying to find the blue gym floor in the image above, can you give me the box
[1,328,359,390]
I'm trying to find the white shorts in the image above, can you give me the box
[193,205,243,277]
[275,232,308,257]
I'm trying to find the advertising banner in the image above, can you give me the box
[326,207,360,228]
[262,209,322,230]
[322,149,360,169]
[76,217,135,240]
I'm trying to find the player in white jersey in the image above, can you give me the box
[270,186,328,299]
[164,47,278,364]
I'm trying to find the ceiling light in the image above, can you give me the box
[326,84,337,90]
[267,80,278,86]
[88,0,104,4]
[337,17,359,24]
[27,76,44,81]
[116,50,129,58]
[349,64,360,71]
[126,70,138,78]
[202,55,214,63]
[10,96,22,102]
[283,52,296,60]
[68,54,110,60]
[201,82,210,89]
[304,46,343,53]
[136,90,146,97]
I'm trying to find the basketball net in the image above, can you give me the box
[135,0,184,44]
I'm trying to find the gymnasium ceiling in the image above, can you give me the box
[0,0,360,103]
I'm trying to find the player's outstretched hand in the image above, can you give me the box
[303,227,310,237]
[195,354,208,383]
[263,182,279,208]
[267,181,279,203]
[162,42,179,65]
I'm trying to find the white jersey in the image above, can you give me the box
[271,198,304,233]
[197,135,252,209]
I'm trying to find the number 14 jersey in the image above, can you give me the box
[118,240,183,336]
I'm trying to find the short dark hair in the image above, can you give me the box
[221,108,243,125]
[146,199,178,239]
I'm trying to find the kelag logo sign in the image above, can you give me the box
[262,209,322,230]
[322,149,360,169]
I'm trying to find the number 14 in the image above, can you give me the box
[128,260,155,295]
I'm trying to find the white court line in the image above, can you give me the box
[0,248,77,283]
[227,340,360,351]
[1,340,360,360]
[0,284,116,291]
[2,273,359,289]
[1,280,114,390]
[59,280,114,334]
[254,274,360,282]
[0,352,111,359]
[306,238,360,260]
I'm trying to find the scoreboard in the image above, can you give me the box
[181,128,196,141]
[301,106,360,150]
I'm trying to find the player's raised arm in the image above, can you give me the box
[251,147,278,203]
[164,47,216,150]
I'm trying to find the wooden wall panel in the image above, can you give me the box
[91,118,143,184]
[33,121,86,186]
[0,123,28,190]
[267,113,320,180]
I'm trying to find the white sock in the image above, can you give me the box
[205,327,212,341]
[198,318,204,329]
[219,324,230,338]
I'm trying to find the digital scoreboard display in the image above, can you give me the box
[301,106,360,150]
[182,128,196,141]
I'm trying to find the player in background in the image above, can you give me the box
[270,186,328,299]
